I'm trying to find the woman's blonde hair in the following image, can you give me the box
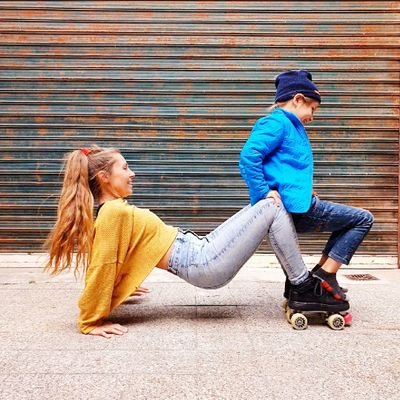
[44,146,119,276]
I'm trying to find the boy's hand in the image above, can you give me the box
[266,190,282,207]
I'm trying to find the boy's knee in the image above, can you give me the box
[362,209,374,228]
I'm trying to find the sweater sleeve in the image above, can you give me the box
[77,202,134,334]
[239,118,284,205]
[78,261,118,334]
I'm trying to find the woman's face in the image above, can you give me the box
[102,153,135,199]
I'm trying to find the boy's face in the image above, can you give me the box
[295,96,320,125]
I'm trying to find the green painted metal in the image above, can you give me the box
[0,1,399,258]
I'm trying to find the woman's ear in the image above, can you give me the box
[97,170,109,184]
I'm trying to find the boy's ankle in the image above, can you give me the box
[311,263,322,273]
[312,269,348,301]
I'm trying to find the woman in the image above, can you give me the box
[45,146,348,337]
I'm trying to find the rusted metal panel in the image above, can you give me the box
[0,1,399,261]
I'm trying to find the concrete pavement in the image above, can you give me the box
[0,254,399,400]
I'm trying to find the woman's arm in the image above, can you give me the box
[78,261,118,335]
[78,200,134,335]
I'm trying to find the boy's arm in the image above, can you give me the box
[239,120,284,205]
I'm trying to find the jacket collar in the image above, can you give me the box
[275,108,304,129]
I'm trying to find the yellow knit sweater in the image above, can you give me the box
[78,198,178,334]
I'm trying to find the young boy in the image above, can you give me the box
[239,70,374,303]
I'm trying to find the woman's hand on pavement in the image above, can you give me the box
[130,286,151,297]
[89,323,128,339]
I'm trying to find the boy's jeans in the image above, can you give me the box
[167,198,309,288]
[292,196,374,265]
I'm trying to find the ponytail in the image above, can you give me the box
[44,146,119,276]
[44,150,94,276]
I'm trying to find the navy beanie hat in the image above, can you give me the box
[274,70,321,103]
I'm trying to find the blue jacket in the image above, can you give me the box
[239,108,313,213]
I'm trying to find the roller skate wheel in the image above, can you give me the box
[327,314,345,330]
[285,308,293,323]
[282,299,288,311]
[290,313,308,330]
[343,313,353,326]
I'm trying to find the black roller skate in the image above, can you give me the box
[283,264,348,300]
[282,276,291,311]
[286,274,352,330]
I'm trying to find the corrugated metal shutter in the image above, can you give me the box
[0,1,399,260]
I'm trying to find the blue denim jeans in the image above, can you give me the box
[292,196,374,265]
[167,198,309,288]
